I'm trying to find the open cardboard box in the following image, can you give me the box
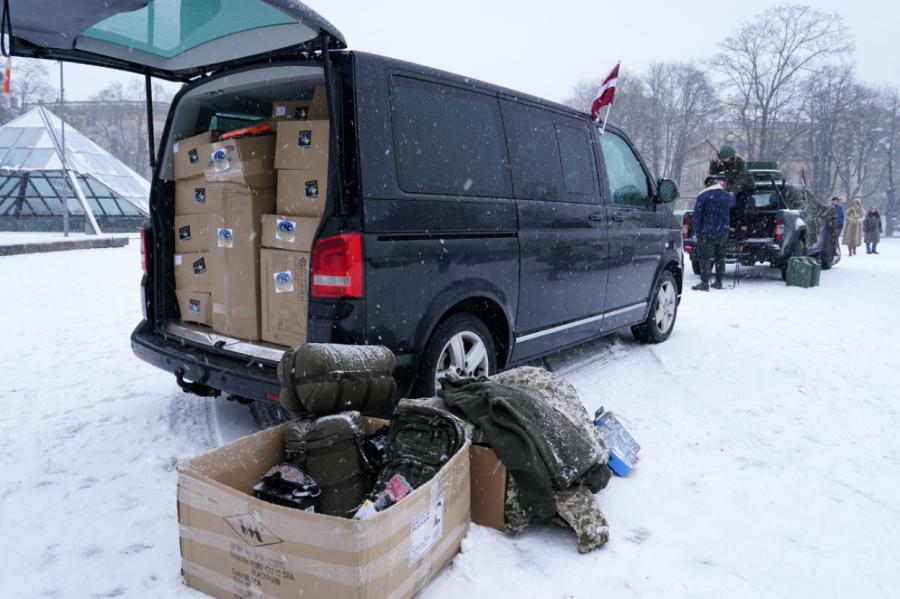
[468,445,509,532]
[177,418,471,599]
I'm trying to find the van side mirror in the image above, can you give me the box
[657,179,679,203]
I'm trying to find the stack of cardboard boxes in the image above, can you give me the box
[172,86,330,347]
[173,130,220,326]
[260,86,329,346]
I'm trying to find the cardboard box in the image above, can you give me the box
[174,130,220,180]
[272,85,328,121]
[206,185,275,340]
[176,289,212,326]
[174,252,211,292]
[204,135,276,188]
[468,445,508,532]
[276,168,328,217]
[175,175,210,215]
[260,214,320,252]
[177,419,470,599]
[260,248,310,347]
[174,214,210,253]
[274,120,329,171]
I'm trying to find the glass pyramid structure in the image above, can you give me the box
[0,106,150,232]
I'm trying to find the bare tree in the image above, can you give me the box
[715,4,853,160]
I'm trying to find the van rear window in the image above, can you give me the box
[389,77,510,197]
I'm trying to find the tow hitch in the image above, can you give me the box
[174,367,221,398]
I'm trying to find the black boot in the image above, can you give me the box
[692,281,710,291]
[711,280,723,289]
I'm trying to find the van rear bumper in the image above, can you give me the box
[130,320,280,402]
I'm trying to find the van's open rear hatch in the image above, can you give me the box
[6,0,345,80]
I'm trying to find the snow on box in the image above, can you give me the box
[177,417,470,599]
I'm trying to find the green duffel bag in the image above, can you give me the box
[278,344,397,416]
[283,412,373,517]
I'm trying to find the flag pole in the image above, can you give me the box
[59,61,69,238]
[600,102,613,135]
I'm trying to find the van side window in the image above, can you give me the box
[503,101,564,201]
[600,132,650,208]
[556,124,596,195]
[390,77,510,197]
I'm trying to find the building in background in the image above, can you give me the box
[0,106,149,232]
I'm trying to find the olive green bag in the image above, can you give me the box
[283,412,373,517]
[278,344,396,416]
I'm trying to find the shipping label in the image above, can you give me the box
[275,218,296,243]
[212,148,230,172]
[273,271,294,294]
[409,493,444,565]
[217,228,234,248]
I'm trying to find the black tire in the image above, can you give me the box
[413,313,497,397]
[250,400,289,429]
[690,258,700,275]
[632,271,679,344]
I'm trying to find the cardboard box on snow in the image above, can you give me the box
[174,251,211,293]
[175,175,210,215]
[276,168,328,217]
[206,185,275,340]
[204,135,276,188]
[272,86,328,121]
[173,130,220,180]
[260,214,319,252]
[176,289,212,326]
[175,214,209,253]
[468,445,508,532]
[177,418,471,599]
[260,248,309,347]
[275,120,329,171]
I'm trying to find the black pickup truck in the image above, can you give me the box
[681,165,807,280]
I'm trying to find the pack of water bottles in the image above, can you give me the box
[593,408,641,477]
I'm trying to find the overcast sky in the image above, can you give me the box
[51,0,899,104]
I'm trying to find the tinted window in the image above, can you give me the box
[504,101,563,201]
[390,77,510,197]
[556,124,595,195]
[600,132,650,208]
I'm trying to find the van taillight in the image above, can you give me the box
[311,233,364,299]
[774,217,785,240]
[140,222,149,272]
[682,213,692,239]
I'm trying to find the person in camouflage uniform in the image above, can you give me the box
[489,367,612,553]
[709,145,755,212]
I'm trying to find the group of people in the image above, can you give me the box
[691,144,888,292]
[832,197,883,255]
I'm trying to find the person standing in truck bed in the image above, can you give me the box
[709,145,755,215]
[691,177,736,291]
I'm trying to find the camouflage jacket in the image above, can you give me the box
[709,156,755,199]
[489,367,612,553]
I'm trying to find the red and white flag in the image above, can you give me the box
[590,62,620,123]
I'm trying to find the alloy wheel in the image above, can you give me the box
[434,331,490,392]
[654,281,677,334]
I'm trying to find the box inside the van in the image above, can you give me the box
[163,65,328,349]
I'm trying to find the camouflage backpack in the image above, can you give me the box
[278,344,396,416]
[371,400,467,495]
[283,412,373,517]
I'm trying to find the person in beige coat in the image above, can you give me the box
[843,200,865,255]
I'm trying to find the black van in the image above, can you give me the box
[9,1,683,401]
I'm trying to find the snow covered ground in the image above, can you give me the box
[2,241,899,598]
[0,231,131,245]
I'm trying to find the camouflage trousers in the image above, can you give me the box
[505,476,610,554]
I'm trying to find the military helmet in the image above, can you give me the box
[719,145,736,159]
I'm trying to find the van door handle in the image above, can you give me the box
[588,213,605,222]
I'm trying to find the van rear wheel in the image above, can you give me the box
[415,313,496,397]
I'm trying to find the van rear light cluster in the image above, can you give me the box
[774,216,785,240]
[311,233,365,299]
[681,213,692,239]
[140,222,150,272]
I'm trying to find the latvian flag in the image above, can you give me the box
[591,62,620,123]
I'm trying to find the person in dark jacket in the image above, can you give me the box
[831,197,845,233]
[864,207,882,254]
[692,177,736,291]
